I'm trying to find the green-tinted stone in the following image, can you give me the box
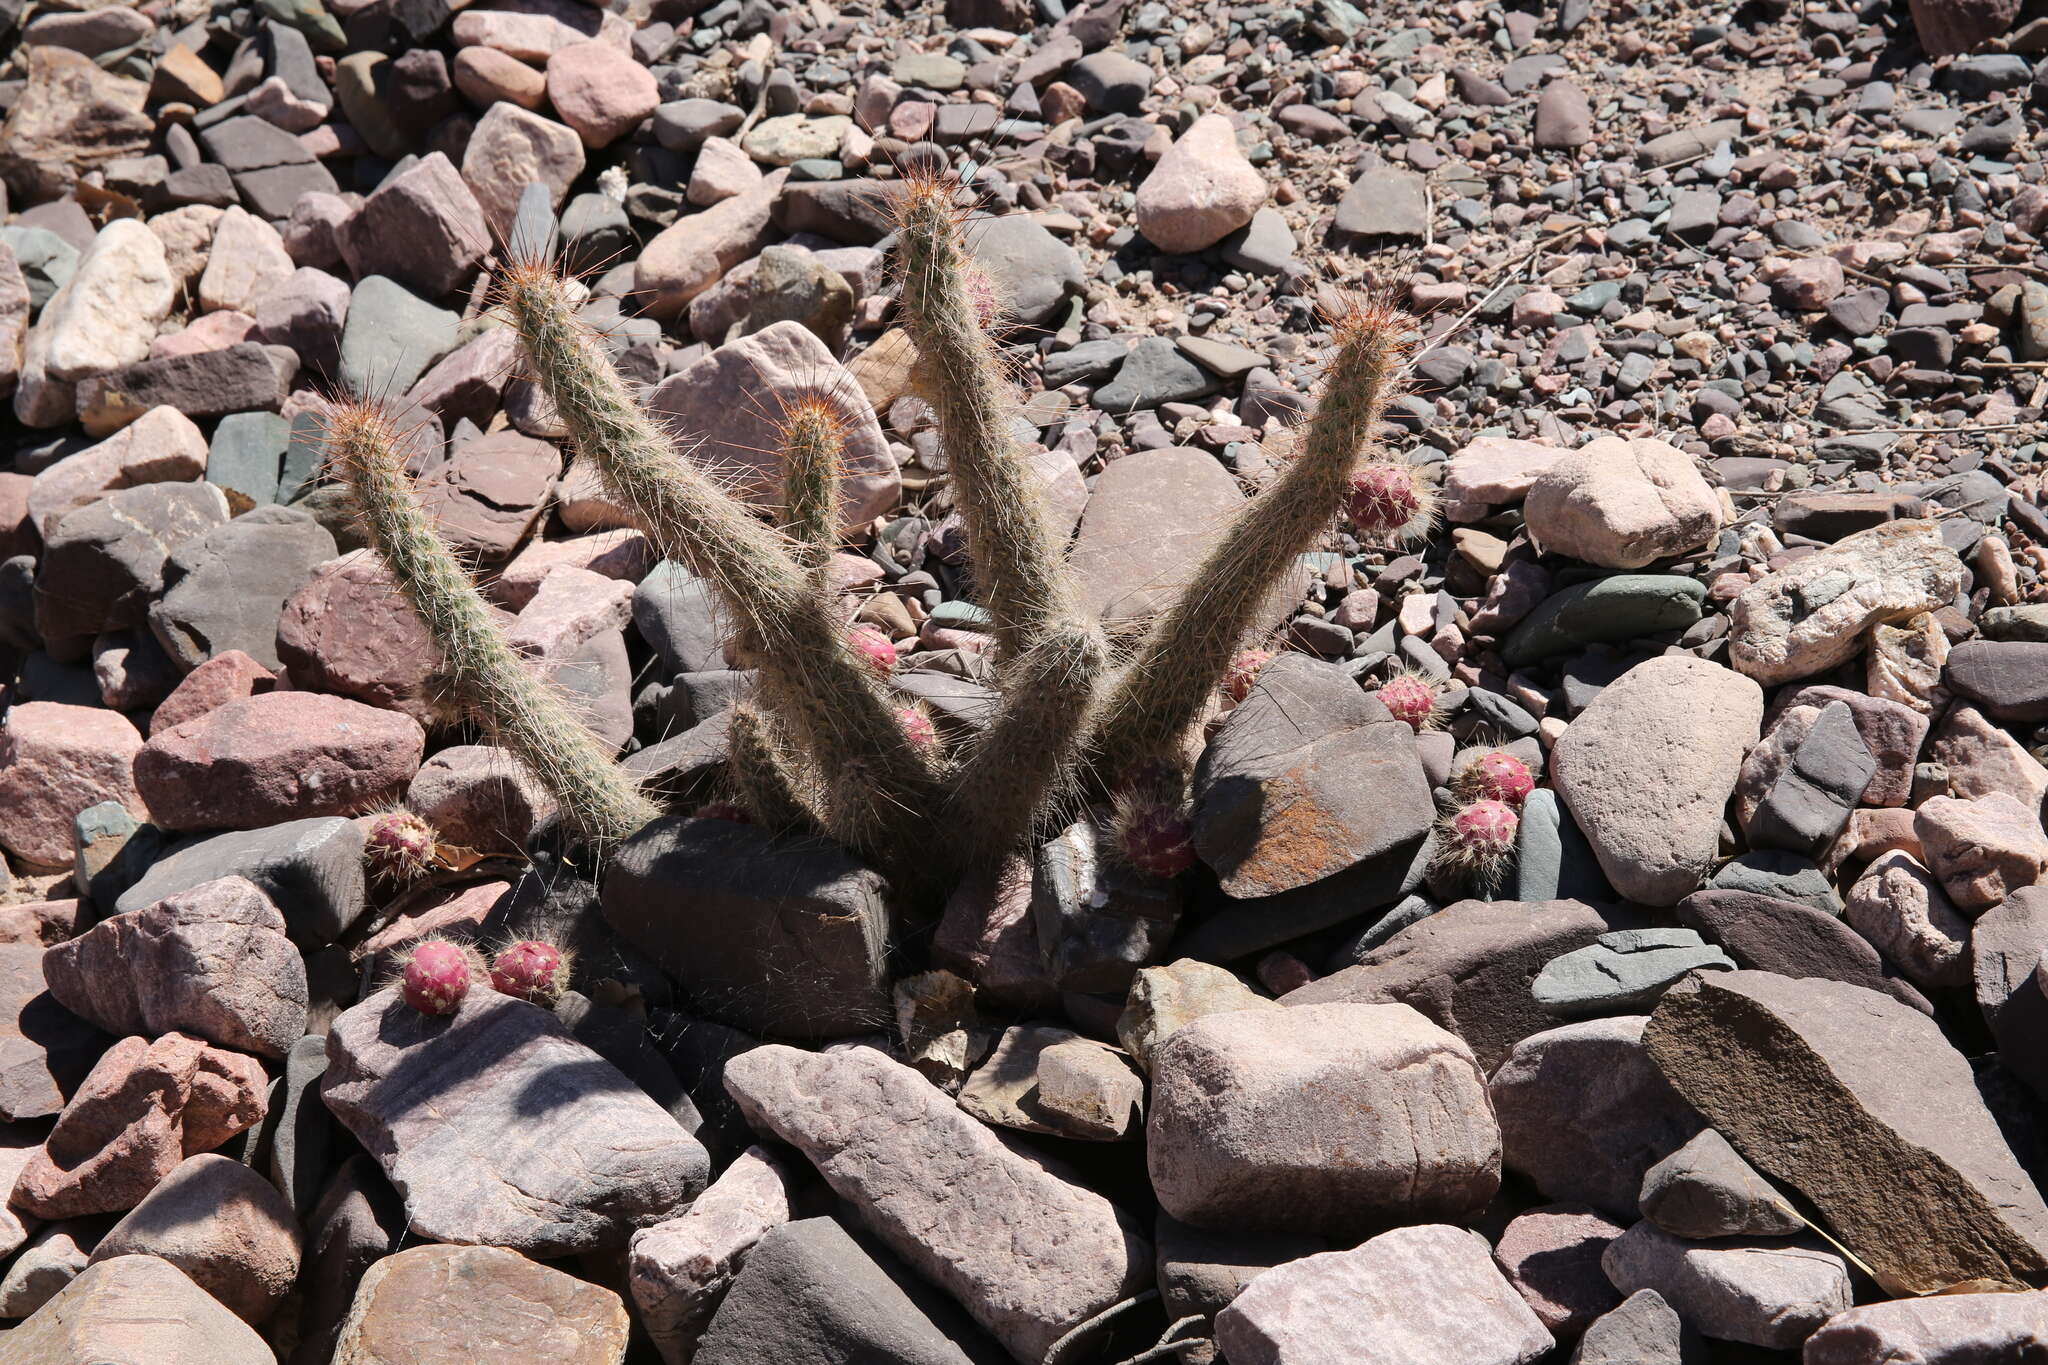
[1501,574,1707,667]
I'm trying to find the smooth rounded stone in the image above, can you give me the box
[1296,898,1626,1072]
[0,1219,100,1317]
[1524,436,1722,570]
[1490,1015,1705,1219]
[1216,1224,1553,1365]
[43,876,307,1059]
[546,39,658,148]
[1149,1002,1499,1238]
[695,1217,973,1365]
[1155,1214,1324,1365]
[1498,575,1706,667]
[1,944,111,1123]
[405,744,560,855]
[1639,1128,1801,1241]
[27,403,207,537]
[195,207,293,317]
[1495,1204,1625,1336]
[1646,970,2048,1294]
[1844,851,1969,989]
[1804,1291,2048,1364]
[14,1032,269,1220]
[1513,787,1614,903]
[735,245,853,350]
[962,211,1085,327]
[1947,640,2048,723]
[1728,520,1964,686]
[654,98,746,152]
[722,1044,1151,1365]
[1551,655,1763,906]
[38,218,176,384]
[37,479,233,643]
[452,44,547,107]
[1134,113,1265,254]
[0,1124,47,1257]
[629,1145,795,1365]
[1708,851,1844,914]
[637,168,788,317]
[460,102,587,235]
[1569,1288,1696,1365]
[740,113,850,165]
[1532,929,1734,1018]
[689,135,764,206]
[603,815,891,1039]
[6,1253,275,1363]
[1065,50,1150,113]
[1733,701,1877,857]
[1534,79,1593,147]
[0,700,146,868]
[89,1154,300,1324]
[1914,793,2048,913]
[1191,653,1434,898]
[148,504,336,671]
[1601,1220,1850,1349]
[323,984,708,1255]
[1070,446,1246,624]
[1677,889,1930,1013]
[1116,959,1276,1071]
[333,1243,631,1364]
[135,691,425,832]
[645,320,898,528]
[1931,703,2048,810]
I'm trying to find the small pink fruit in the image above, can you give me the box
[490,940,568,1004]
[1459,751,1535,807]
[1376,672,1439,731]
[1345,462,1430,542]
[960,261,1004,330]
[1452,799,1519,852]
[402,941,472,1016]
[365,810,436,882]
[1223,649,1274,703]
[1118,802,1197,878]
[897,705,937,751]
[848,626,898,677]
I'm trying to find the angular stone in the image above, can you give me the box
[405,744,560,855]
[27,403,207,538]
[603,816,891,1039]
[1639,1128,1802,1240]
[37,479,231,643]
[5,1254,274,1363]
[77,343,292,436]
[14,1033,268,1220]
[1216,1224,1552,1365]
[1805,1291,2048,1363]
[1,944,108,1123]
[275,549,443,725]
[1495,1204,1626,1336]
[628,1145,796,1365]
[1729,520,1964,686]
[90,1154,301,1323]
[1116,959,1275,1071]
[0,1218,98,1317]
[1603,1220,1850,1349]
[1334,168,1429,238]
[1569,1289,1694,1365]
[1445,435,1569,505]
[1844,850,1969,990]
[637,168,788,317]
[43,876,308,1058]
[1524,435,1722,570]
[1552,655,1763,905]
[1931,703,2048,810]
[413,428,563,567]
[333,1243,631,1363]
[1734,701,1877,856]
[196,208,293,317]
[1490,1015,1705,1218]
[460,103,587,236]
[39,218,176,385]
[338,275,461,398]
[295,1155,405,1365]
[1149,1002,1498,1238]
[338,151,489,299]
[957,1024,1139,1141]
[546,39,659,149]
[1192,654,1434,898]
[1948,640,2048,723]
[1773,684,1926,808]
[1677,889,1932,1014]
[696,1218,973,1365]
[1292,898,1625,1071]
[0,46,153,201]
[323,985,709,1255]
[1915,792,2048,913]
[1532,928,1734,1017]
[1499,575,1706,667]
[1070,446,1242,624]
[1134,113,1265,254]
[114,815,366,945]
[963,212,1084,326]
[722,1043,1151,1364]
[1645,970,2048,1293]
[149,504,336,671]
[0,701,146,869]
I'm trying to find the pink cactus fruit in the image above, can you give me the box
[489,939,570,1004]
[1223,649,1274,703]
[1459,751,1535,807]
[1345,461,1433,543]
[402,940,473,1016]
[848,625,898,677]
[1376,671,1440,731]
[1116,799,1197,878]
[366,809,437,881]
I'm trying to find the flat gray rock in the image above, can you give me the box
[1601,1220,1850,1350]
[1639,1128,1802,1240]
[1532,928,1734,1017]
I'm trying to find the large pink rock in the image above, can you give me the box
[1442,436,1568,506]
[406,745,559,855]
[1915,793,2048,913]
[134,692,426,832]
[722,1043,1151,1364]
[1523,435,1723,570]
[27,404,208,537]
[1134,114,1266,254]
[13,1032,268,1219]
[0,702,147,868]
[275,550,444,725]
[412,428,563,566]
[5,1254,276,1364]
[453,45,548,109]
[1070,445,1242,624]
[1806,1290,2048,1363]
[505,563,634,664]
[89,1154,301,1323]
[195,207,293,316]
[1217,1224,1552,1365]
[546,40,657,148]
[491,528,655,610]
[460,102,587,236]
[636,167,789,317]
[148,650,275,737]
[646,319,899,528]
[338,151,490,299]
[42,876,308,1057]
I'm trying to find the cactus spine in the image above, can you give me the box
[777,391,845,572]
[325,400,661,843]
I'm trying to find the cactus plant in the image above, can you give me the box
[1435,798,1520,891]
[401,939,477,1016]
[489,939,572,1004]
[1453,750,1535,808]
[1375,668,1443,732]
[364,808,438,882]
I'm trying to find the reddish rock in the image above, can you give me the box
[412,429,563,567]
[148,650,276,737]
[90,1154,302,1323]
[1134,114,1265,254]
[338,151,489,299]
[460,102,586,237]
[357,879,511,957]
[1915,793,2048,913]
[636,167,789,317]
[1493,1204,1626,1336]
[545,40,657,148]
[491,529,655,610]
[5,1254,275,1363]
[0,897,83,946]
[406,745,560,855]
[275,550,445,725]
[453,46,548,109]
[1,942,110,1123]
[1771,257,1846,311]
[13,1032,269,1219]
[0,702,147,868]
[334,1244,632,1362]
[1909,0,2021,54]
[134,692,427,832]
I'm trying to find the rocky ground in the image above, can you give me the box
[1,0,2048,1360]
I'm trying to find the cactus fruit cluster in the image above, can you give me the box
[364,809,439,882]
[326,171,1433,903]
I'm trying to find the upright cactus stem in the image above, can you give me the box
[1095,296,1412,783]
[323,399,662,844]
[894,174,1079,663]
[776,391,846,573]
[494,260,940,876]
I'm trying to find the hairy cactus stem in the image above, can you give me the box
[776,390,847,573]
[1094,295,1411,783]
[323,399,661,844]
[727,702,818,833]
